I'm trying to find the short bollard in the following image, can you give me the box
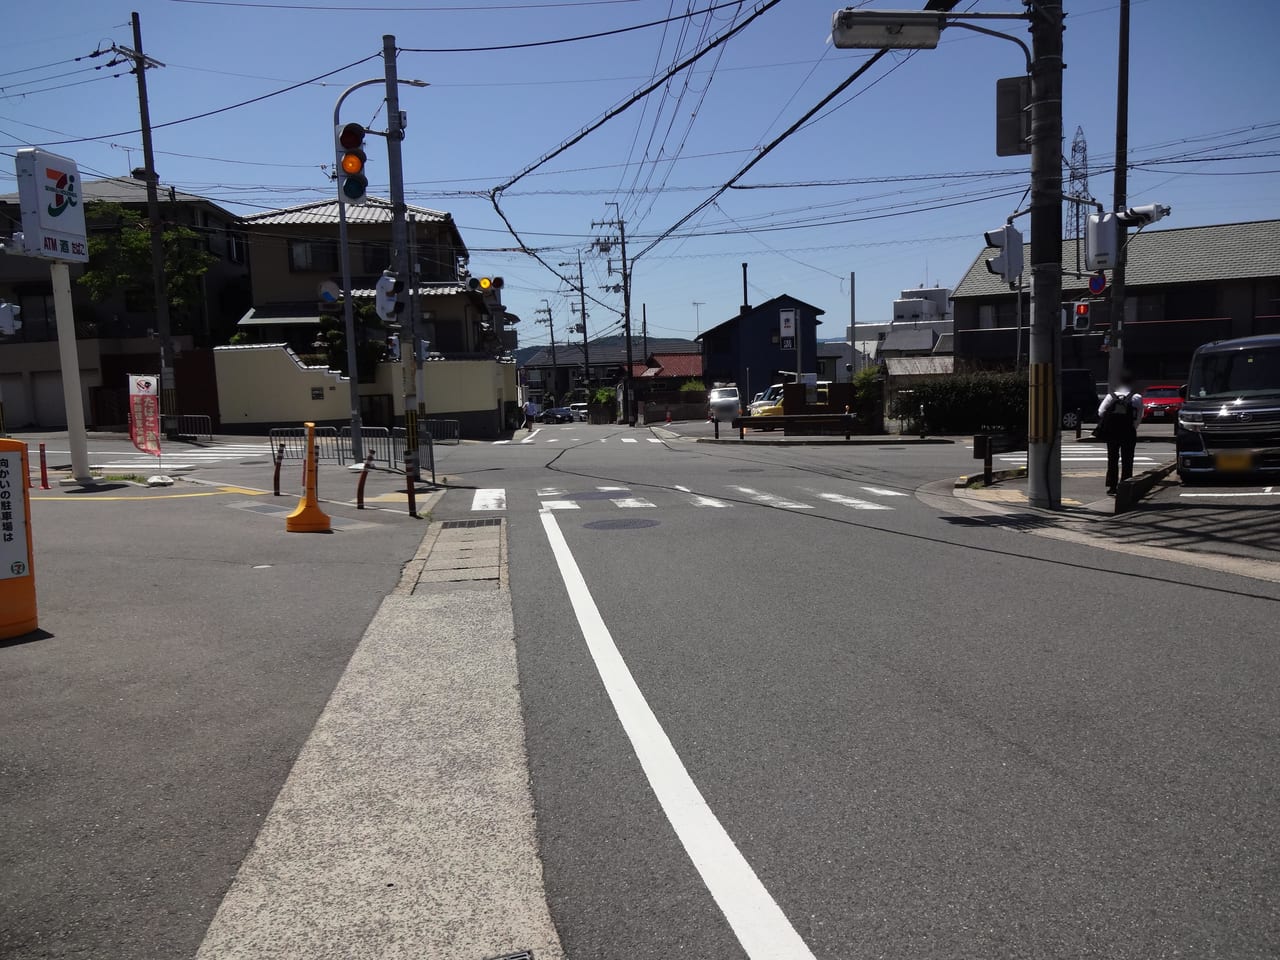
[0,439,38,640]
[919,404,926,440]
[285,422,331,533]
[272,443,285,496]
[404,452,418,518]
[39,442,50,490]
[713,417,720,440]
[1075,409,1083,441]
[355,450,375,509]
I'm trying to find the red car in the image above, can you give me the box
[1141,384,1184,422]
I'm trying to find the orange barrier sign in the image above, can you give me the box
[0,439,37,639]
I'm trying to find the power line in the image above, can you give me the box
[0,53,381,148]
[167,0,645,8]
[399,0,753,54]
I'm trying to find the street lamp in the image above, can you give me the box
[828,3,1061,508]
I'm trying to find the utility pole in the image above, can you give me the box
[118,13,177,437]
[594,204,632,425]
[383,34,419,479]
[1107,0,1130,388]
[692,300,705,335]
[535,300,557,402]
[1027,0,1065,508]
[560,254,590,391]
[847,272,855,377]
[641,303,648,360]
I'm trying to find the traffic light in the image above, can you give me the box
[1072,301,1091,332]
[0,301,21,336]
[375,270,404,322]
[335,122,368,205]
[467,276,504,294]
[983,223,1024,286]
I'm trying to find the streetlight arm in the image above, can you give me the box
[945,21,1032,72]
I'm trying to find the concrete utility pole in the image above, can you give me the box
[692,300,704,335]
[560,254,590,390]
[848,272,856,377]
[535,300,557,402]
[1026,0,1065,508]
[1107,0,1131,388]
[595,204,633,424]
[383,34,418,478]
[121,12,178,437]
[641,303,648,360]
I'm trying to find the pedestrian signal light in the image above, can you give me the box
[335,122,368,204]
[1073,301,1092,332]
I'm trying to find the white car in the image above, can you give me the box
[569,402,589,422]
[707,386,740,420]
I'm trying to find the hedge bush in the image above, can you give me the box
[893,371,1027,434]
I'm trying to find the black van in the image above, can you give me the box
[1176,334,1280,482]
[1061,368,1102,430]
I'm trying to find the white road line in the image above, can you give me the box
[674,484,731,508]
[622,438,639,443]
[729,486,812,510]
[536,487,566,498]
[860,485,907,497]
[538,510,816,960]
[648,438,663,443]
[546,438,561,443]
[521,429,541,444]
[611,497,656,508]
[471,488,506,511]
[814,491,892,511]
[1180,491,1280,498]
[492,440,510,445]
[541,500,580,510]
[597,485,629,491]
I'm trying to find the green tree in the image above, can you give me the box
[314,300,388,379]
[76,202,218,327]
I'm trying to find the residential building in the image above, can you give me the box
[951,219,1280,384]
[697,295,824,401]
[520,337,699,404]
[0,176,250,429]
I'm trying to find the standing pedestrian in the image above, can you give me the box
[1098,370,1142,495]
[522,398,535,430]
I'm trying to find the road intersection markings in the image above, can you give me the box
[813,491,893,511]
[728,486,813,510]
[539,509,819,960]
[468,484,903,513]
[471,488,506,511]
[860,485,907,497]
[674,485,730,508]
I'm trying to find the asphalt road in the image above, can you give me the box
[434,423,1280,959]
[5,424,1277,959]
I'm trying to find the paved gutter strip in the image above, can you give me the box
[198,519,561,960]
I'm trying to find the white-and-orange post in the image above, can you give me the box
[0,439,37,640]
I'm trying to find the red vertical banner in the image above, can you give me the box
[128,374,161,456]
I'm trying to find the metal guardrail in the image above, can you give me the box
[389,427,435,485]
[340,425,394,466]
[421,419,460,444]
[267,426,346,464]
[177,414,213,441]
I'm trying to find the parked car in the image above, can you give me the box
[537,406,574,423]
[1177,334,1280,483]
[569,402,589,422]
[707,386,740,420]
[1061,368,1102,429]
[1140,384,1184,423]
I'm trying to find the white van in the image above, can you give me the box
[568,402,589,422]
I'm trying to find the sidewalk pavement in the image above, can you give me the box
[2,467,561,959]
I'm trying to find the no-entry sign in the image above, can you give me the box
[1088,272,1107,295]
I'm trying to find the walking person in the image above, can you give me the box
[522,398,536,430]
[1098,371,1142,495]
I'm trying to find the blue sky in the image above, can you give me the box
[3,0,1278,350]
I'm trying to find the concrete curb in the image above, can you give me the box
[954,467,1028,489]
[1114,461,1178,514]
[695,436,955,446]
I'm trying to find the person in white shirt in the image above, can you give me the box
[1098,370,1143,495]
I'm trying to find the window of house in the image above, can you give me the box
[978,304,996,329]
[288,239,338,273]
[227,231,246,264]
[362,242,390,274]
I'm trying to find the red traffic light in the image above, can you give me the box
[338,122,365,150]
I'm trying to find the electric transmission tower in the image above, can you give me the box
[1067,125,1090,241]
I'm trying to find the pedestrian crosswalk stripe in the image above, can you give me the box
[860,485,906,497]
[537,487,566,497]
[542,500,579,510]
[622,438,638,443]
[729,485,812,510]
[472,488,506,511]
[597,485,628,491]
[814,491,892,511]
[613,497,656,508]
[648,438,663,443]
[675,484,731,508]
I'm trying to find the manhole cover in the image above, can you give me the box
[583,518,660,530]
[729,467,764,473]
